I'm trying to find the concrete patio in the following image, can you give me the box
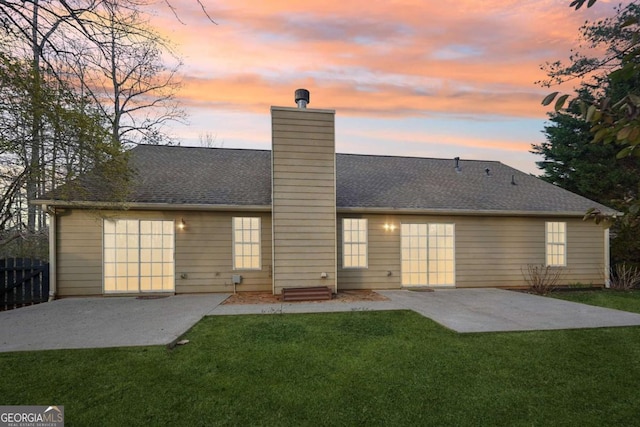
[1,289,640,353]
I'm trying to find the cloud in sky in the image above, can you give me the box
[151,0,618,174]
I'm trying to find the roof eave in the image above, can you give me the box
[337,206,622,217]
[32,199,621,218]
[31,200,272,212]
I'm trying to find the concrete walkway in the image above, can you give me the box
[2,289,640,353]
[378,289,640,333]
[0,294,228,353]
[210,289,640,333]
[209,300,402,316]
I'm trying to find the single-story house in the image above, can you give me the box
[34,91,617,298]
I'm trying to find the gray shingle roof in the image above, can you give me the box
[128,145,271,206]
[336,154,615,214]
[46,144,616,215]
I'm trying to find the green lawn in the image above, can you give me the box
[2,308,640,426]
[550,289,640,314]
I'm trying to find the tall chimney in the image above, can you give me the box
[295,88,310,109]
[271,91,336,295]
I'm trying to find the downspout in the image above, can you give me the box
[47,206,57,301]
[604,227,611,289]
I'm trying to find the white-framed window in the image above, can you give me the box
[233,217,261,270]
[401,223,455,286]
[103,219,175,293]
[343,218,368,268]
[546,221,566,266]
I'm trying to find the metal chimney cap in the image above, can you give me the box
[295,88,310,108]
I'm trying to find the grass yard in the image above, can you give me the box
[2,307,640,426]
[550,289,640,314]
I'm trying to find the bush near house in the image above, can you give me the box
[521,264,563,295]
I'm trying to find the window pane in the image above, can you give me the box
[163,263,174,276]
[152,234,162,248]
[104,249,115,263]
[140,221,151,234]
[116,250,127,263]
[140,235,151,248]
[128,263,138,277]
[249,257,260,269]
[116,277,127,290]
[104,234,116,248]
[401,223,455,286]
[104,220,115,233]
[343,218,367,268]
[140,277,151,291]
[140,263,151,276]
[104,219,175,293]
[104,263,116,277]
[151,263,161,276]
[115,221,127,233]
[546,222,566,266]
[116,234,127,248]
[232,217,261,270]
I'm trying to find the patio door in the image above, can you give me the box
[103,219,175,293]
[400,223,455,287]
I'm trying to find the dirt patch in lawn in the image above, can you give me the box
[222,290,389,305]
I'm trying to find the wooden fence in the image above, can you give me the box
[0,258,50,311]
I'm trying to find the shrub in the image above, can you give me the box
[521,264,563,295]
[608,263,640,290]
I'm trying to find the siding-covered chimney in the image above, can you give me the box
[271,90,337,294]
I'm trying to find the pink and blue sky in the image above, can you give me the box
[151,0,617,174]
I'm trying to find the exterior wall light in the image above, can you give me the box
[178,218,186,230]
[383,223,396,232]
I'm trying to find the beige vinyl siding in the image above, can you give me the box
[56,209,104,296]
[454,216,599,287]
[55,209,272,296]
[338,214,607,289]
[271,107,337,294]
[174,211,271,293]
[338,215,401,289]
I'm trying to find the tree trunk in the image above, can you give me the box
[26,0,42,232]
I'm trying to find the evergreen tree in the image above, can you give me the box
[533,111,640,210]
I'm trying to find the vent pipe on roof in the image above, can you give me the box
[485,168,491,176]
[454,156,461,173]
[295,88,310,109]
[511,175,517,185]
